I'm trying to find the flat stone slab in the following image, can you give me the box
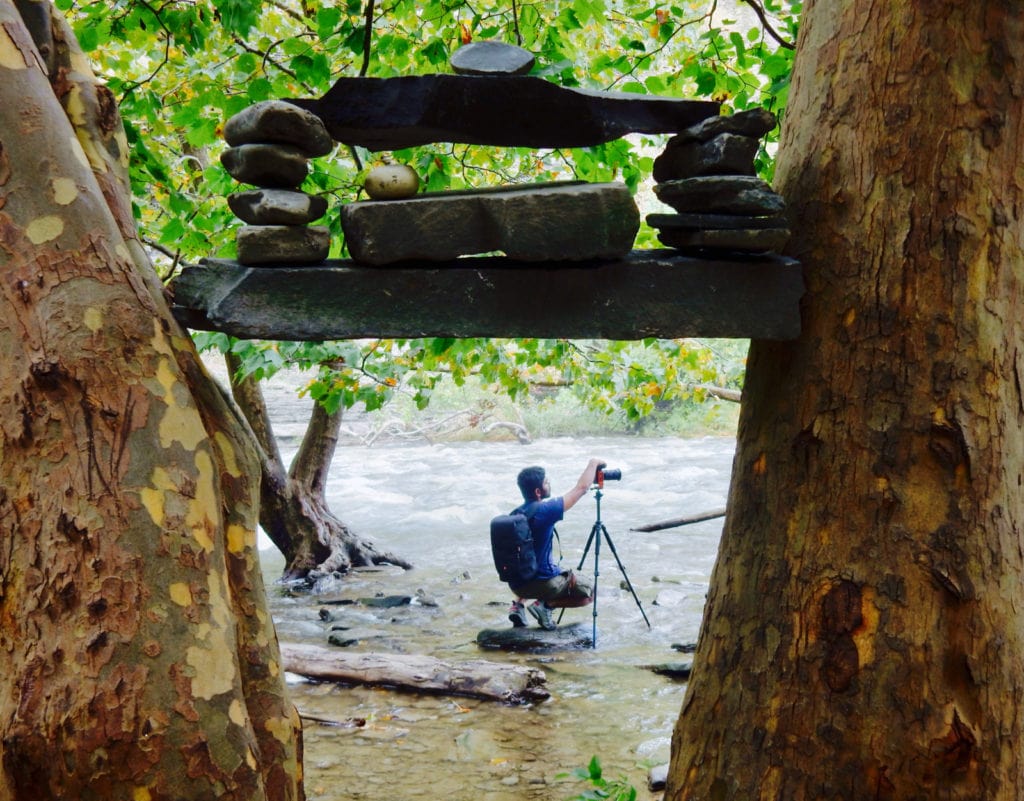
[451,41,535,75]
[168,251,805,341]
[656,226,791,254]
[236,225,330,265]
[221,144,310,188]
[228,189,328,225]
[224,99,333,157]
[654,175,786,216]
[289,75,719,150]
[340,182,639,265]
[648,212,788,230]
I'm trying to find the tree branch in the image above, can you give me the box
[741,0,795,50]
[360,0,375,77]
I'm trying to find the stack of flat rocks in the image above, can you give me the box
[649,108,790,256]
[221,100,333,266]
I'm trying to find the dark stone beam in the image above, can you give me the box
[288,75,720,151]
[169,252,804,341]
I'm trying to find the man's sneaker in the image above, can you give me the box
[508,601,528,628]
[528,600,556,630]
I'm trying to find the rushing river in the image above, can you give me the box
[248,372,735,799]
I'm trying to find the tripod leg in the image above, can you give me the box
[600,524,651,629]
[557,523,600,626]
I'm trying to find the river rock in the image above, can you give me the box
[450,41,535,75]
[221,143,310,188]
[653,175,786,216]
[340,181,639,265]
[653,132,759,182]
[290,75,719,150]
[236,224,330,265]
[655,226,791,254]
[476,621,593,651]
[364,164,420,199]
[671,107,777,144]
[224,99,334,157]
[228,189,328,224]
[649,764,669,791]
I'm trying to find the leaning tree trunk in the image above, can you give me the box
[0,3,302,798]
[669,3,1024,799]
[225,353,411,580]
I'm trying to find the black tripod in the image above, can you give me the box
[568,486,651,647]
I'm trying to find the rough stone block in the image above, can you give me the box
[228,189,328,225]
[339,182,639,265]
[236,225,330,266]
[672,107,777,144]
[220,144,310,188]
[654,176,786,216]
[224,99,333,157]
[653,132,759,182]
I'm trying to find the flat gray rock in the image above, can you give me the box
[656,226,790,254]
[476,621,593,651]
[221,144,310,188]
[224,99,333,157]
[648,212,788,230]
[340,182,639,265]
[228,189,328,224]
[654,175,786,216]
[653,132,759,181]
[450,41,535,75]
[672,107,777,144]
[236,225,330,265]
[291,75,719,150]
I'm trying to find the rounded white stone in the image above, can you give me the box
[364,164,420,200]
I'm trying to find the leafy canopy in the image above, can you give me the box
[61,0,800,423]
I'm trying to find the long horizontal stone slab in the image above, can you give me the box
[340,182,639,265]
[169,251,804,341]
[289,75,720,150]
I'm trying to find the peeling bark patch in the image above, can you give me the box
[25,214,64,244]
[929,709,978,775]
[0,22,33,70]
[819,580,863,693]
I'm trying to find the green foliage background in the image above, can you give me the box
[60,0,800,431]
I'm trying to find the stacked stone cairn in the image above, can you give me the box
[649,109,790,256]
[221,100,334,266]
[337,41,641,266]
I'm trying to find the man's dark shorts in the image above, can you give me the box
[511,570,593,606]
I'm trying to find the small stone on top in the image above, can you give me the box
[450,41,535,76]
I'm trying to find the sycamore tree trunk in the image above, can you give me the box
[0,2,302,798]
[225,353,411,580]
[668,3,1024,799]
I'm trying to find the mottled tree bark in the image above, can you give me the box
[669,2,1024,799]
[0,2,302,798]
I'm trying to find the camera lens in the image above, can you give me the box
[601,468,622,481]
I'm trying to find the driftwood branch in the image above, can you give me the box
[280,642,549,704]
[631,507,727,532]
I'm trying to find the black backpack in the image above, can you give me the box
[490,502,540,586]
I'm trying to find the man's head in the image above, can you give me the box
[517,466,550,502]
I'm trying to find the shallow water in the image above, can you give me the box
[258,431,734,800]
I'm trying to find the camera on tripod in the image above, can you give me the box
[595,466,622,486]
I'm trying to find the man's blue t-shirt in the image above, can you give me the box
[519,497,564,580]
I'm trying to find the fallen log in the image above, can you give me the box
[280,642,549,704]
[631,507,727,533]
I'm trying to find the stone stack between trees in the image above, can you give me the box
[221,100,334,266]
[649,108,790,256]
